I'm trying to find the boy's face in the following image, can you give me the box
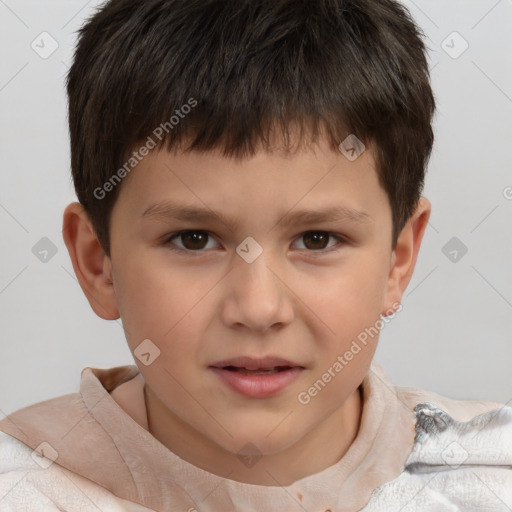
[65,134,429,466]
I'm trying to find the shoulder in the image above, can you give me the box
[396,383,506,422]
[362,385,512,511]
[0,431,151,511]
[395,384,512,463]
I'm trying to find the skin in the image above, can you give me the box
[62,134,430,486]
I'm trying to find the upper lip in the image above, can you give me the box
[210,356,304,370]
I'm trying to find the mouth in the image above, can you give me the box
[219,365,295,375]
[210,355,304,372]
[209,356,305,398]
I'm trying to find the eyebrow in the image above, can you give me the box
[141,200,373,231]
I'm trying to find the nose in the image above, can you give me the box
[219,247,294,333]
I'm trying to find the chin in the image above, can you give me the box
[213,422,302,457]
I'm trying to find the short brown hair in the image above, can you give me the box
[66,0,436,256]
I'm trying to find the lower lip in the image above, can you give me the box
[210,367,303,398]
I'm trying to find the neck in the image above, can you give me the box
[143,384,363,486]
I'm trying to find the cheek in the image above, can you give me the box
[317,256,386,316]
[113,254,186,345]
[307,256,387,359]
[114,254,216,367]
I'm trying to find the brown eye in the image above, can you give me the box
[292,231,346,254]
[181,231,208,250]
[296,231,343,251]
[166,231,218,251]
[302,232,330,250]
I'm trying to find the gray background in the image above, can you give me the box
[0,0,511,416]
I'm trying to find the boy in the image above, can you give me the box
[1,0,511,510]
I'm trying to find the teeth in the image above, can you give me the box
[232,367,280,375]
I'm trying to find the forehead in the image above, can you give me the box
[112,135,388,229]
[122,133,376,185]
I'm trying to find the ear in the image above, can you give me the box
[62,202,120,320]
[382,197,431,315]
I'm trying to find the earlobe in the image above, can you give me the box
[62,202,120,320]
[382,197,431,314]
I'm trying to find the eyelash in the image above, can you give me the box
[162,230,347,256]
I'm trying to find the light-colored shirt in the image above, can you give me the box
[0,360,511,511]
